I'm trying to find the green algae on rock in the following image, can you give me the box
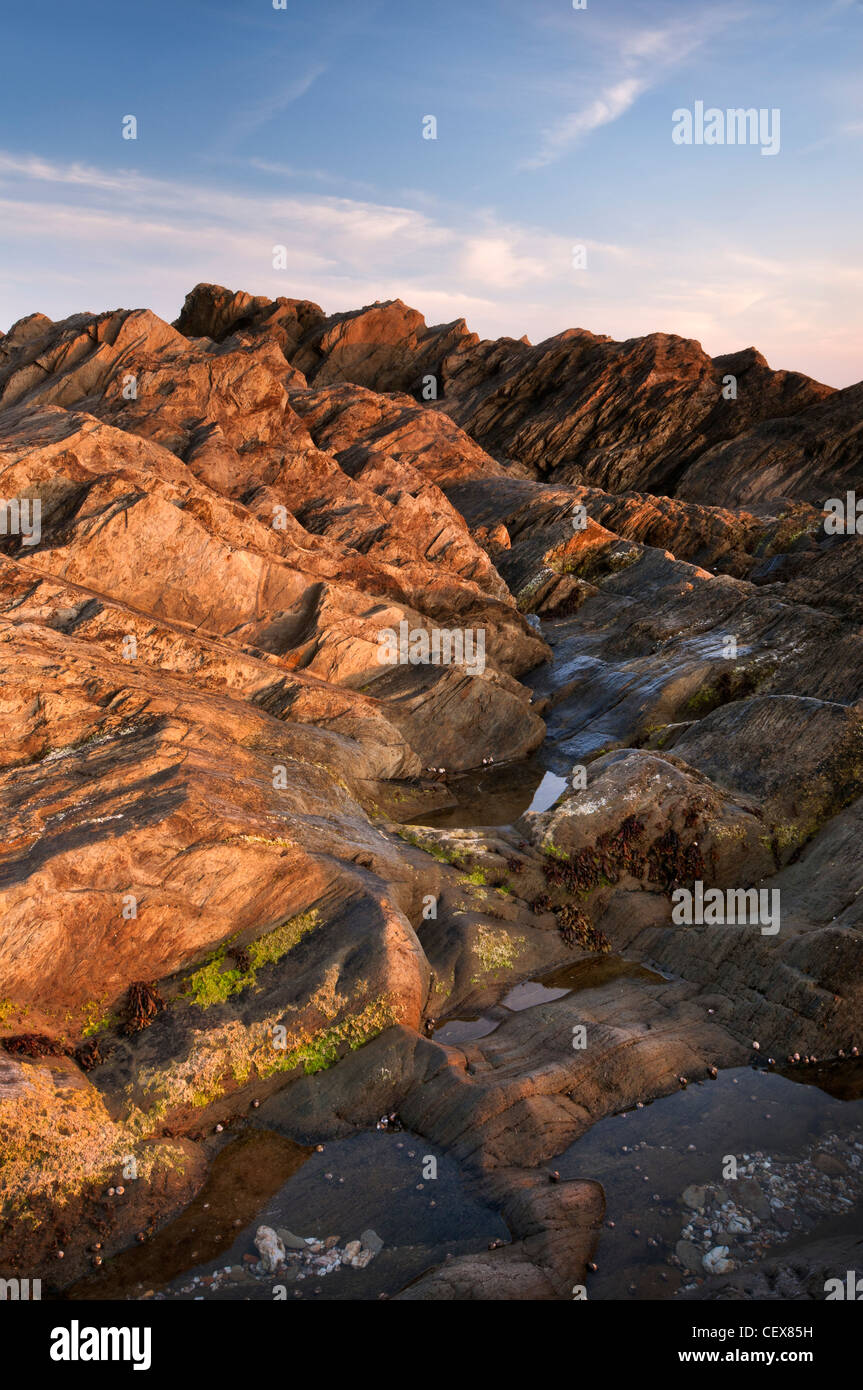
[181,911,321,1009]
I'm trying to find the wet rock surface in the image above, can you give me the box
[0,284,861,1300]
[552,1066,863,1300]
[68,1128,509,1302]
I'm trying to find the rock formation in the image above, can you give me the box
[0,285,861,1300]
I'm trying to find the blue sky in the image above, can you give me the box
[1,0,861,384]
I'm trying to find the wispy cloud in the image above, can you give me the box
[248,158,376,195]
[220,64,328,150]
[523,77,648,169]
[522,8,746,169]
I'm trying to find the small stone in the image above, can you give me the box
[254,1225,286,1274]
[726,1214,752,1235]
[277,1227,311,1251]
[813,1151,848,1178]
[703,1245,735,1275]
[675,1240,703,1272]
[360,1228,384,1255]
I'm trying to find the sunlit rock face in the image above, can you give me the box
[0,286,861,1300]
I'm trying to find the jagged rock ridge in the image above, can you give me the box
[0,285,860,1300]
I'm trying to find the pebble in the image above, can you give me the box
[703,1245,735,1275]
[666,1127,862,1283]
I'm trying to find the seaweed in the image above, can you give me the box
[2,1033,70,1058]
[123,980,166,1034]
[555,904,610,953]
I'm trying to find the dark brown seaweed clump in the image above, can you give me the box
[123,980,166,1034]
[555,903,610,953]
[2,1032,70,1058]
[543,814,646,893]
[646,828,705,892]
[74,1037,109,1071]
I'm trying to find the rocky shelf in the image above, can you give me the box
[0,283,861,1300]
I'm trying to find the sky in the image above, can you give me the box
[0,0,861,386]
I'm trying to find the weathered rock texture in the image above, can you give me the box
[0,284,861,1300]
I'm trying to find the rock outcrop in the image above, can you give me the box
[1,284,861,1301]
[171,284,857,506]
